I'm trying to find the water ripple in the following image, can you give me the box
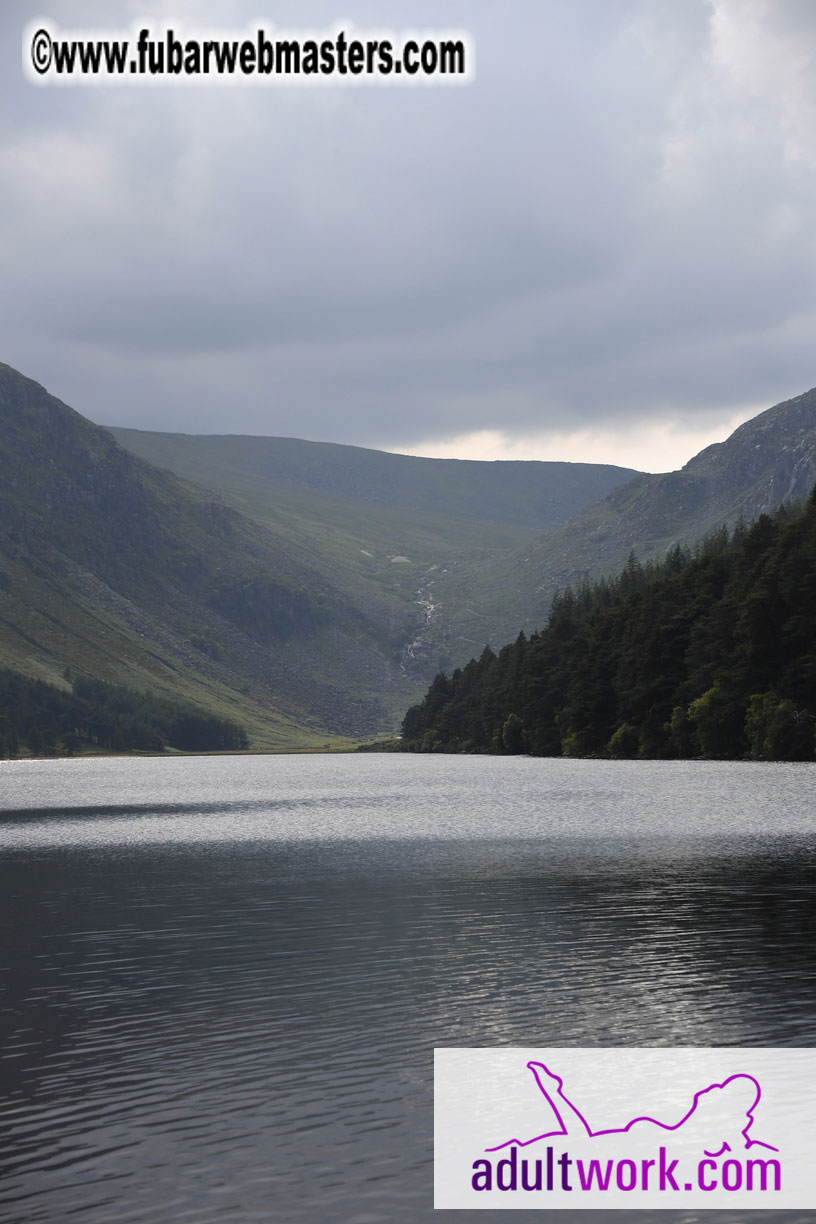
[1,756,814,1222]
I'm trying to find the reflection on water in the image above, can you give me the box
[0,756,814,1223]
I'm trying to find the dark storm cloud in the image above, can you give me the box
[2,0,816,454]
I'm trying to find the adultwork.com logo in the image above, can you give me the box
[476,1060,779,1194]
[435,1048,814,1210]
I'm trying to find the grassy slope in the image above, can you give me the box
[108,427,639,678]
[107,428,637,591]
[0,364,409,748]
[0,549,336,751]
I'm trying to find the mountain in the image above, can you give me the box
[423,386,816,665]
[106,427,638,676]
[0,364,636,749]
[108,428,637,533]
[0,363,418,747]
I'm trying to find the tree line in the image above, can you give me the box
[402,487,816,761]
[0,671,249,757]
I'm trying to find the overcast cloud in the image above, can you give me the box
[2,0,816,470]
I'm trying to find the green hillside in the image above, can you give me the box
[0,363,418,749]
[107,427,638,675]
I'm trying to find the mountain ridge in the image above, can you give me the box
[107,426,637,525]
[421,385,816,665]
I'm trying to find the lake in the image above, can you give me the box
[1,754,814,1223]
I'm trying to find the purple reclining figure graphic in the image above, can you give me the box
[487,1061,779,1157]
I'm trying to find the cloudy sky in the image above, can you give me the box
[3,1,816,471]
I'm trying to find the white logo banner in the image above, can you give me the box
[435,1048,815,1209]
